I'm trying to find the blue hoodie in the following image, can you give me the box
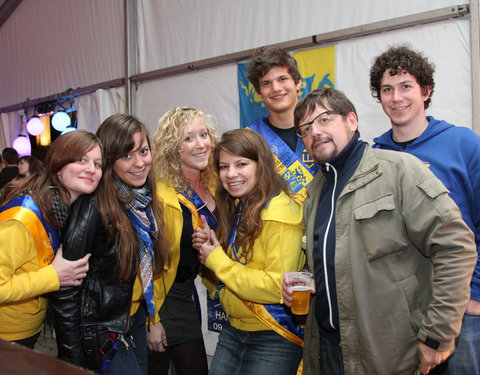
[374,116,480,302]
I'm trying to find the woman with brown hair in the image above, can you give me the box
[195,128,305,375]
[17,155,44,178]
[148,106,218,375]
[0,130,102,349]
[52,114,169,375]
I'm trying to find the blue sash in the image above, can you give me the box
[226,202,246,264]
[248,119,318,201]
[0,195,60,266]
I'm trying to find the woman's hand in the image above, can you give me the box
[147,321,168,352]
[193,215,221,264]
[199,229,220,265]
[193,228,209,251]
[51,246,91,287]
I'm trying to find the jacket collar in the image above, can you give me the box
[306,143,382,205]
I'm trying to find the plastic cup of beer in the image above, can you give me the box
[286,271,313,315]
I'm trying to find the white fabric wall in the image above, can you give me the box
[77,87,127,133]
[137,0,465,72]
[0,111,22,150]
[134,64,238,135]
[0,0,124,109]
[135,18,471,145]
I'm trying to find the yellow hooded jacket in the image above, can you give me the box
[205,191,305,332]
[0,219,59,340]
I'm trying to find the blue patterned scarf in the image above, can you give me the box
[114,177,157,318]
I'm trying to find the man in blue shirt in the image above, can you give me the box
[370,45,480,374]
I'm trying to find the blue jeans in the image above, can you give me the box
[209,322,302,375]
[101,305,148,375]
[444,312,480,374]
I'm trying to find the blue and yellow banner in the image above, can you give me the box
[238,46,336,127]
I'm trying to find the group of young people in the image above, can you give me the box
[0,43,479,375]
[0,108,305,374]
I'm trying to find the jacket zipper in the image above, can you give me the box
[324,163,337,330]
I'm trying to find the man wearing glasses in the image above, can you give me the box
[282,87,476,375]
[246,46,318,201]
[370,45,480,374]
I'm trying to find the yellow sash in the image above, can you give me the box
[241,300,304,346]
[177,193,202,229]
[0,206,54,267]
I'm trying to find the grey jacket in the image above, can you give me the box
[302,144,476,375]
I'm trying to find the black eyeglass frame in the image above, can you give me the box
[296,110,341,138]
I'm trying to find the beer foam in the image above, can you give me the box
[292,285,310,291]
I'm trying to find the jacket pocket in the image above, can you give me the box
[353,194,409,261]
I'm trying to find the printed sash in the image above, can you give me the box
[248,119,318,201]
[0,195,59,266]
[227,201,304,346]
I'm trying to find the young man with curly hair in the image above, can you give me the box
[370,45,480,374]
[246,46,318,201]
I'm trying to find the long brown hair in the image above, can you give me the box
[214,128,290,262]
[95,114,169,281]
[2,130,101,227]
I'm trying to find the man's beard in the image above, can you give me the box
[311,135,338,164]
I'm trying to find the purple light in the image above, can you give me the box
[26,116,45,136]
[12,135,31,156]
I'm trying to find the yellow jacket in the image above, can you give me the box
[205,191,305,331]
[153,181,186,311]
[0,220,59,340]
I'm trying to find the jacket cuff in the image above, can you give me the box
[417,330,455,352]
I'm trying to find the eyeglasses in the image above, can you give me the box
[296,110,341,138]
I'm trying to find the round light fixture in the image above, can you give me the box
[12,135,31,156]
[52,112,71,132]
[26,116,45,136]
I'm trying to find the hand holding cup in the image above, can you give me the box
[284,271,314,315]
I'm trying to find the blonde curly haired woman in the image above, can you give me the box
[149,107,218,375]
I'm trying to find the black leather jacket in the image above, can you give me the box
[50,194,137,366]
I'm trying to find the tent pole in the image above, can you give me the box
[125,0,138,116]
[470,0,480,134]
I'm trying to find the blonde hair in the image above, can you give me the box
[153,106,218,193]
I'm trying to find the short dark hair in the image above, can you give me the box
[294,88,359,136]
[2,147,19,164]
[369,45,435,109]
[246,46,301,93]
